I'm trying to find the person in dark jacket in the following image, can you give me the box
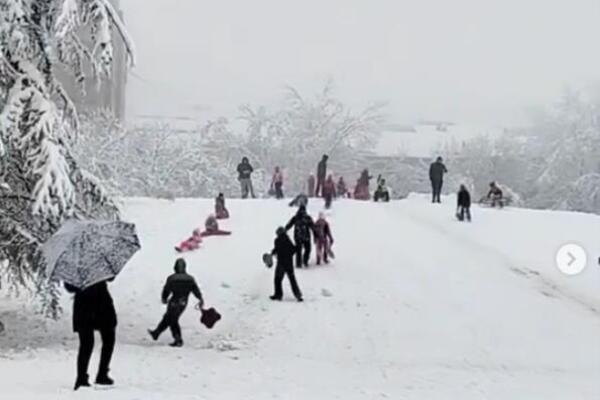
[148,258,204,347]
[237,157,256,199]
[429,156,448,203]
[354,169,372,200]
[456,184,471,222]
[314,212,334,265]
[315,154,329,197]
[373,175,390,202]
[269,227,303,301]
[65,280,117,390]
[487,181,504,208]
[336,176,348,198]
[285,205,315,268]
[215,193,229,219]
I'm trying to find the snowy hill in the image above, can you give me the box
[1,196,599,399]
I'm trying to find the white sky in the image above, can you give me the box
[122,0,600,125]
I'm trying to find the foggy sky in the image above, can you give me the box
[122,0,600,125]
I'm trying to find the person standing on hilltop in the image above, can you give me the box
[272,166,284,199]
[429,156,448,203]
[237,157,256,199]
[315,154,329,197]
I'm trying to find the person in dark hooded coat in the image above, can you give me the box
[315,154,329,197]
[65,280,117,390]
[285,205,316,268]
[148,258,204,347]
[269,227,303,301]
[456,184,472,221]
[429,156,448,203]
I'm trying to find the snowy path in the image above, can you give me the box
[1,196,599,399]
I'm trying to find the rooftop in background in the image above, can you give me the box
[373,122,504,159]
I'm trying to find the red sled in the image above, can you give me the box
[200,307,221,329]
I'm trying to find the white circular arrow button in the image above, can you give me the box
[556,243,587,276]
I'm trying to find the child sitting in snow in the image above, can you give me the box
[201,214,232,237]
[314,212,334,265]
[215,193,229,219]
[175,228,203,252]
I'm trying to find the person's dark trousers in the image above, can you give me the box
[77,328,115,380]
[295,239,312,267]
[273,264,302,299]
[431,181,443,203]
[154,300,187,341]
[275,182,284,199]
[315,178,325,197]
[324,194,333,209]
[458,206,471,221]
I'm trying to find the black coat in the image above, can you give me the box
[237,162,253,180]
[429,161,448,183]
[162,272,203,305]
[285,212,315,242]
[317,159,327,180]
[457,189,471,207]
[271,234,296,268]
[66,281,117,333]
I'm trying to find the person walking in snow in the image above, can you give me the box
[148,258,204,347]
[215,193,229,219]
[373,175,390,202]
[269,227,303,302]
[337,176,348,198]
[272,166,284,199]
[285,205,316,268]
[315,154,329,197]
[66,280,117,390]
[322,174,337,209]
[314,212,334,265]
[307,174,316,198]
[487,181,504,208]
[429,156,448,203]
[456,184,472,222]
[237,157,256,199]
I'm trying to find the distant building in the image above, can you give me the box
[59,0,128,120]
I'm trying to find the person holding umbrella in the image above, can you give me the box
[148,258,204,347]
[65,280,117,390]
[42,219,142,391]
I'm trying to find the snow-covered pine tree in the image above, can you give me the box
[0,0,134,317]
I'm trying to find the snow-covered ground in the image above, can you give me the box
[1,195,599,399]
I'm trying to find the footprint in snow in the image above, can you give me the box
[321,289,333,297]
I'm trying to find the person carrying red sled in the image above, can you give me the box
[314,212,334,265]
[215,193,229,219]
[322,174,337,209]
[201,214,232,237]
[175,229,203,253]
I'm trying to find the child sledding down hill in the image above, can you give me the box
[314,212,335,265]
[215,193,229,219]
[201,215,232,237]
[175,229,203,252]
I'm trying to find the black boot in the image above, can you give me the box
[147,329,159,341]
[74,375,90,391]
[95,372,114,386]
[269,295,282,301]
[169,336,183,347]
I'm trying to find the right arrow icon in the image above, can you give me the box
[556,244,587,275]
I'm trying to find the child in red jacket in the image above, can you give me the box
[175,229,203,252]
